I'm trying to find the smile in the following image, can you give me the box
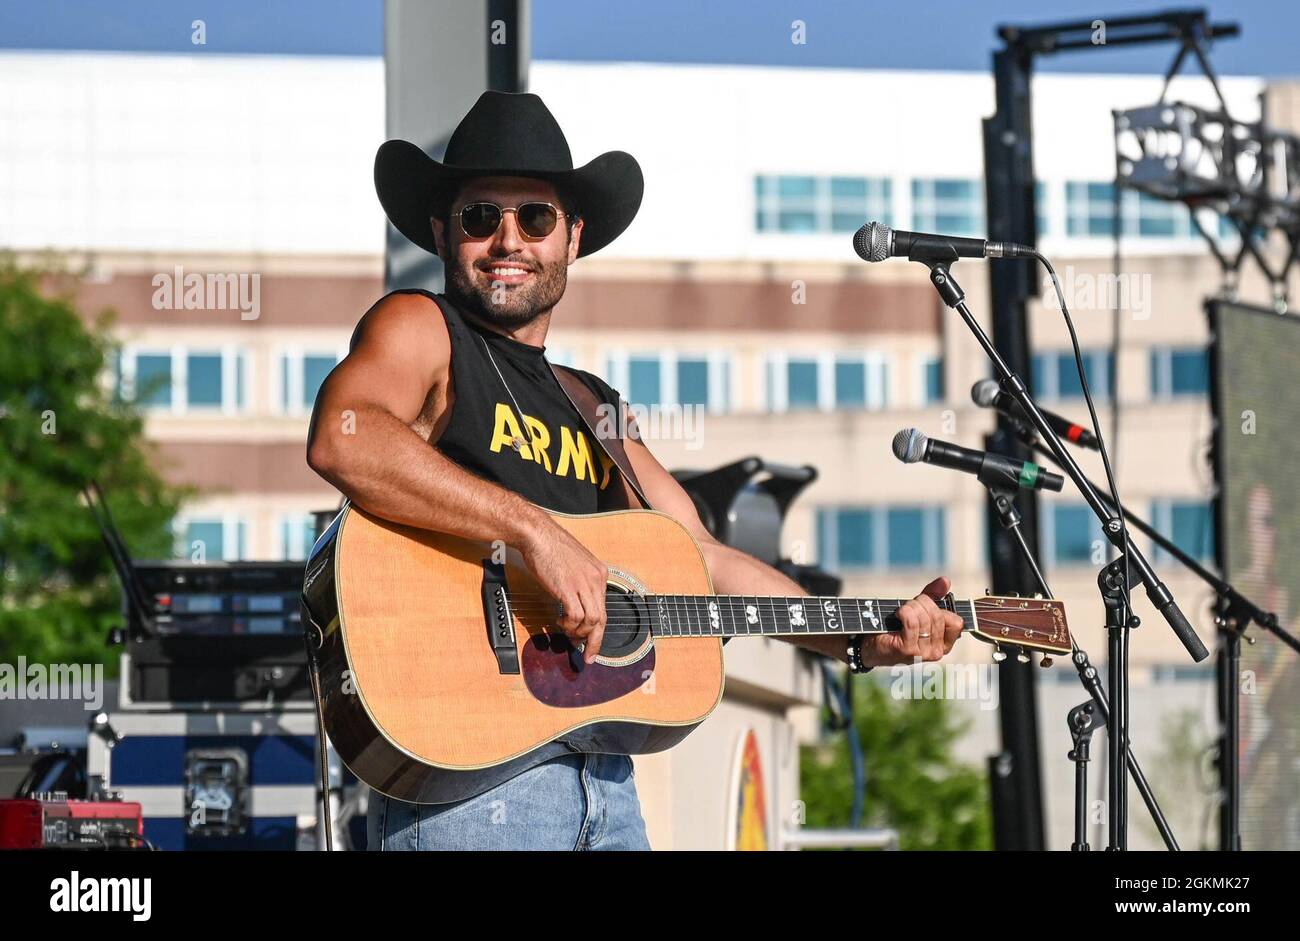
[484,265,534,282]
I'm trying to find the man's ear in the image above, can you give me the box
[566,216,584,264]
[430,215,447,259]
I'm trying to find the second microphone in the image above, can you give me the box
[892,428,1064,492]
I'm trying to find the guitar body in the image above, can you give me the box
[302,505,725,803]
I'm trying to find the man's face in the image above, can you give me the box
[431,176,582,329]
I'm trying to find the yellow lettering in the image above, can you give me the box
[489,403,532,460]
[556,427,596,483]
[523,415,552,471]
[596,449,614,490]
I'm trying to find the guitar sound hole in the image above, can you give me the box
[594,586,647,659]
[527,586,648,660]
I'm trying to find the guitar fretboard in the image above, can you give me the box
[639,595,977,639]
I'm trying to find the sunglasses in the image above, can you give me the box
[456,201,570,240]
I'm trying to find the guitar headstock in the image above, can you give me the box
[969,595,1072,665]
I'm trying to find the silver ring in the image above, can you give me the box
[918,632,932,638]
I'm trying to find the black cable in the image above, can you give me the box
[1035,250,1134,614]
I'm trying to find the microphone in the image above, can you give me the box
[892,428,1064,493]
[853,221,1033,263]
[971,379,1099,451]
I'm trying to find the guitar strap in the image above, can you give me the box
[548,363,653,512]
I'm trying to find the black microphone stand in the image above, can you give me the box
[985,484,1179,850]
[921,254,1209,851]
[1007,427,1298,851]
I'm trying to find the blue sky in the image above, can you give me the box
[0,0,1295,75]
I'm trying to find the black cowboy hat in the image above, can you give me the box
[375,90,643,258]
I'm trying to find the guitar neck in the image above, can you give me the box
[643,594,976,639]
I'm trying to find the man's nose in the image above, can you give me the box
[491,210,525,253]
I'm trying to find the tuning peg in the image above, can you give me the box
[992,644,1007,662]
[1006,591,1020,598]
[1016,649,1031,663]
[1033,593,1044,600]
[1039,654,1054,668]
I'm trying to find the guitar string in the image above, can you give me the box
[483,608,1057,639]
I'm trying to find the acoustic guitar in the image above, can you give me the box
[301,504,1071,802]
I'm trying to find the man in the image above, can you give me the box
[306,91,964,851]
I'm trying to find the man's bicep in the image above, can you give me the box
[623,435,718,545]
[315,293,447,426]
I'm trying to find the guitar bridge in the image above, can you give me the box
[481,559,520,674]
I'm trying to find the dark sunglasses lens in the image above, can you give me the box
[461,203,502,238]
[518,202,559,238]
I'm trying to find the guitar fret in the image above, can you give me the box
[649,595,982,639]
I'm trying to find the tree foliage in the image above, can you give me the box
[800,673,993,850]
[0,260,186,671]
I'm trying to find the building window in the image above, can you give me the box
[604,351,731,412]
[1064,182,1194,239]
[175,516,247,562]
[278,348,346,415]
[1151,664,1214,683]
[755,175,892,234]
[1065,181,1117,237]
[910,179,984,236]
[279,514,319,561]
[1151,500,1215,564]
[766,352,889,412]
[1042,503,1104,567]
[817,505,946,571]
[1032,349,1114,402]
[1150,346,1208,398]
[1035,180,1049,236]
[920,356,944,405]
[116,347,247,414]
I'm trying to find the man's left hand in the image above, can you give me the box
[860,576,964,666]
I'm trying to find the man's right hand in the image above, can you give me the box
[519,520,610,664]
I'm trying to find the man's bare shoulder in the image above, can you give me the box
[351,290,449,357]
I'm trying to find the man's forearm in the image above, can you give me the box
[701,541,850,663]
[307,403,547,551]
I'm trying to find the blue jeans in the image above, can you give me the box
[367,753,651,851]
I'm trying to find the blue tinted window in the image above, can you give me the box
[183,521,224,561]
[778,176,816,198]
[834,360,866,407]
[302,355,336,409]
[677,358,709,407]
[830,178,866,199]
[136,354,172,406]
[1155,501,1214,563]
[787,360,819,409]
[924,359,944,403]
[628,356,661,406]
[887,508,924,566]
[912,178,983,236]
[836,509,875,568]
[1170,349,1208,396]
[1053,505,1097,564]
[187,354,223,407]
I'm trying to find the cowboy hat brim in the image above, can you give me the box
[374,139,643,258]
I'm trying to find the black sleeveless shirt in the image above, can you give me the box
[383,289,634,804]
[392,289,625,513]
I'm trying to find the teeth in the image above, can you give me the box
[489,267,529,276]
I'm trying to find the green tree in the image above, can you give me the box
[0,259,187,672]
[800,673,993,850]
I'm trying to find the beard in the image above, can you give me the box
[444,253,568,330]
